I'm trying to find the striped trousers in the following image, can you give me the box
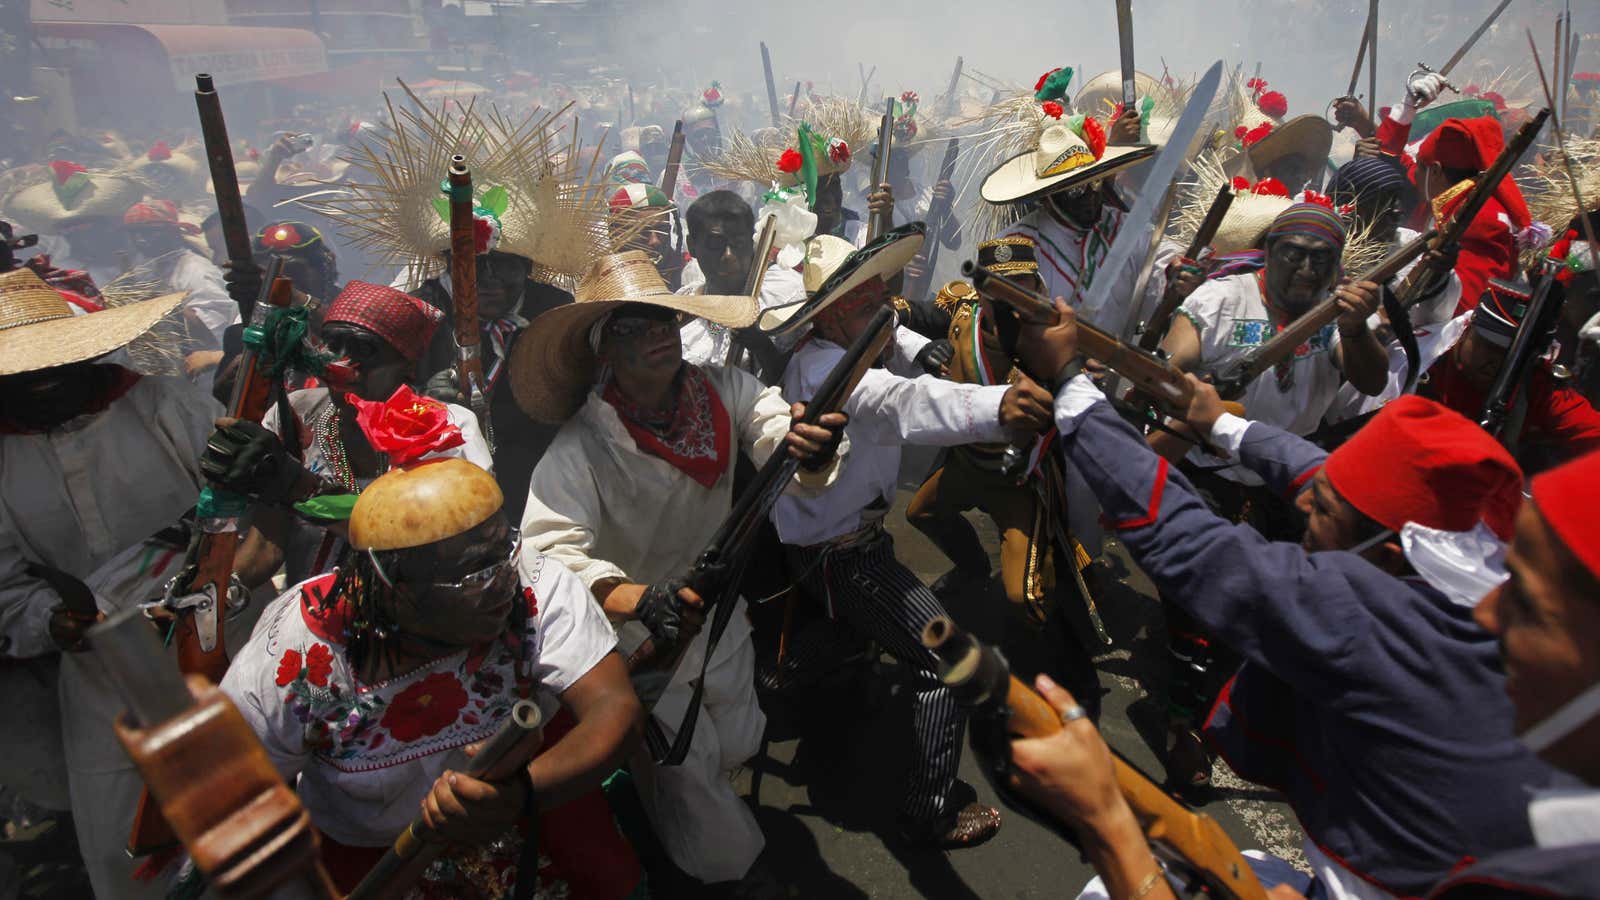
[787,528,965,826]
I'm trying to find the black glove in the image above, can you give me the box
[222,260,264,311]
[423,368,466,404]
[199,420,305,504]
[914,339,954,376]
[635,578,693,645]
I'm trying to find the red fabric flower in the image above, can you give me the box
[1256,91,1288,119]
[1234,125,1249,139]
[472,215,496,255]
[146,141,172,162]
[276,649,303,687]
[1042,100,1065,119]
[259,223,304,251]
[304,643,334,687]
[1299,190,1335,209]
[1246,77,1268,94]
[1241,123,1274,147]
[1232,176,1252,191]
[1081,116,1107,160]
[827,138,851,165]
[380,672,469,743]
[900,90,920,105]
[350,385,466,466]
[49,160,86,186]
[1035,68,1062,93]
[1253,177,1289,197]
[776,148,803,174]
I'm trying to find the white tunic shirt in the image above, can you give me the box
[678,265,807,367]
[773,336,1009,547]
[0,375,220,659]
[219,551,615,846]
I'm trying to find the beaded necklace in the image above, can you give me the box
[314,403,384,492]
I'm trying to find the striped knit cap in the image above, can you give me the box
[1264,202,1347,251]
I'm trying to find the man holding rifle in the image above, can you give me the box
[768,225,1056,849]
[1006,303,1561,897]
[514,251,846,893]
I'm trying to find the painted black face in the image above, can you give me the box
[0,361,106,431]
[321,322,409,402]
[383,514,519,649]
[1266,235,1339,315]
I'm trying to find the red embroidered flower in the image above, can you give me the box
[380,672,469,743]
[1256,91,1288,119]
[1035,68,1063,93]
[350,385,465,466]
[1232,176,1251,191]
[1241,122,1274,147]
[49,160,86,186]
[523,586,539,617]
[776,148,803,174]
[1041,100,1065,119]
[305,643,334,687]
[1081,116,1107,160]
[1253,177,1289,197]
[276,649,303,687]
[827,138,851,166]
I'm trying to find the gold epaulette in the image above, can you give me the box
[892,296,911,313]
[934,280,977,315]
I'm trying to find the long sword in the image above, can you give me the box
[1115,0,1137,109]
[1440,0,1514,77]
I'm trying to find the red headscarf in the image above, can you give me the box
[1416,117,1532,230]
[1323,395,1524,540]
[123,200,200,235]
[324,281,446,362]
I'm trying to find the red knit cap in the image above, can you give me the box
[1530,450,1600,579]
[1416,117,1531,229]
[1324,395,1524,540]
[324,281,446,362]
[123,199,200,234]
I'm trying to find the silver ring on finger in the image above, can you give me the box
[1059,704,1088,724]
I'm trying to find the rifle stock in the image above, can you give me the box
[1139,184,1234,351]
[661,120,686,201]
[194,73,261,324]
[448,157,493,447]
[347,701,544,900]
[1214,228,1435,400]
[923,617,1268,900]
[867,99,895,242]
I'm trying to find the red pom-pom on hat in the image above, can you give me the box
[1232,176,1251,191]
[146,141,172,162]
[1252,177,1289,196]
[1257,91,1288,118]
[1035,68,1063,93]
[1241,122,1274,147]
[1324,395,1523,540]
[1081,116,1107,160]
[776,148,803,174]
[1042,100,1065,119]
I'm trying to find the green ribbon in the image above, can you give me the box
[242,305,338,378]
[197,486,249,519]
[796,123,820,211]
[293,493,359,521]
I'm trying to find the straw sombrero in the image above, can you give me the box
[1074,70,1163,119]
[1245,114,1333,178]
[509,251,756,423]
[2,165,143,233]
[758,223,926,336]
[0,268,183,376]
[980,122,1157,204]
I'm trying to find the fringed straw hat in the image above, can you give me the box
[2,162,144,233]
[508,251,756,423]
[0,268,182,376]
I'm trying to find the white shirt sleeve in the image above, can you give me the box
[843,364,1009,446]
[170,252,239,349]
[1207,411,1253,459]
[219,594,314,782]
[521,431,630,590]
[525,554,617,697]
[1052,372,1107,424]
[441,404,495,472]
[890,324,933,376]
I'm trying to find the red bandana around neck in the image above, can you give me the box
[603,366,731,488]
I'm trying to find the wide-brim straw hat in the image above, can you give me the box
[980,130,1157,205]
[0,268,183,376]
[758,223,926,336]
[3,171,144,233]
[1211,191,1295,255]
[1075,69,1163,119]
[1247,114,1334,176]
[509,250,756,423]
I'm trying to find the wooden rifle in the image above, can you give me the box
[904,137,961,303]
[1138,183,1233,352]
[128,266,293,855]
[632,306,896,765]
[760,42,781,128]
[1480,266,1561,444]
[95,607,339,899]
[194,74,262,324]
[660,120,686,202]
[448,157,493,450]
[867,98,895,242]
[347,702,545,900]
[1211,228,1435,401]
[924,617,1268,900]
[727,216,786,380]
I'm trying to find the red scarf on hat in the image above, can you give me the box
[603,366,730,488]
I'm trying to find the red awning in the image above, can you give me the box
[35,23,327,92]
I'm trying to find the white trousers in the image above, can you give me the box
[628,602,767,884]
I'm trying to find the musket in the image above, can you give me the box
[1138,183,1234,352]
[128,263,296,855]
[788,80,802,118]
[1480,268,1561,444]
[1213,229,1436,401]
[727,216,785,379]
[660,120,686,202]
[760,41,781,128]
[448,157,493,451]
[194,74,261,324]
[1115,0,1137,110]
[923,618,1268,900]
[95,609,339,900]
[867,98,895,242]
[633,307,896,766]
[347,701,545,900]
[903,137,961,302]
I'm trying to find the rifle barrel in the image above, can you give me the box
[194,73,259,321]
[91,608,192,730]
